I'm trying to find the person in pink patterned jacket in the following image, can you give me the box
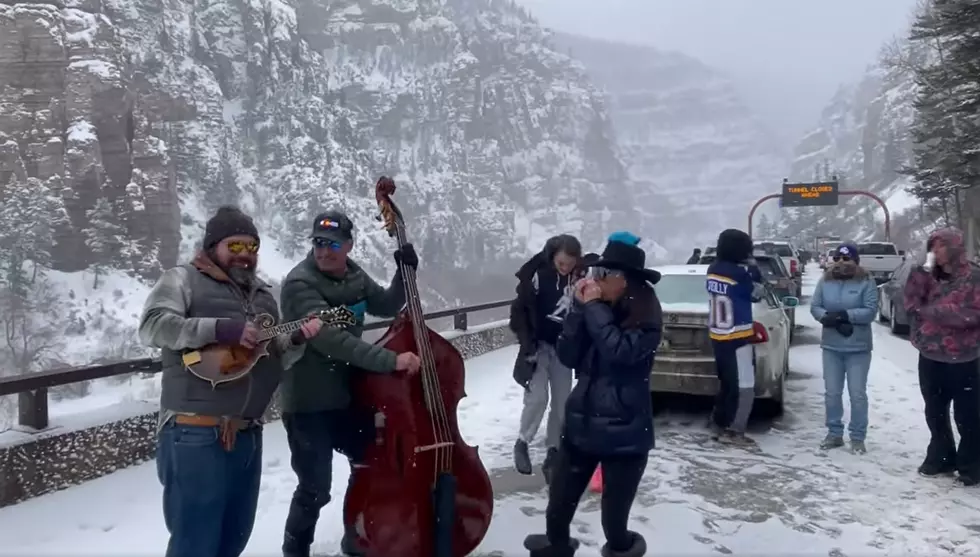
[903,227,980,486]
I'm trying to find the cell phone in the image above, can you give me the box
[923,251,936,271]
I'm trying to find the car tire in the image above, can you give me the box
[758,348,788,419]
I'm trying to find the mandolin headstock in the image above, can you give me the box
[375,176,405,239]
[319,307,357,328]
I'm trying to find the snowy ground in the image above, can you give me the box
[1,264,979,555]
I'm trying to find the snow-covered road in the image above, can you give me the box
[1,265,978,555]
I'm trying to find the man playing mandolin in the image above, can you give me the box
[279,210,422,557]
[139,206,323,557]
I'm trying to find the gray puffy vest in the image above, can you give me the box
[159,265,282,419]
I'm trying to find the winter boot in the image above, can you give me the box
[542,447,558,484]
[957,469,980,487]
[515,439,533,475]
[918,458,956,477]
[718,430,756,447]
[850,440,867,454]
[600,531,647,557]
[819,435,844,450]
[524,534,579,557]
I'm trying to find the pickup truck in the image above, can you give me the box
[857,242,905,284]
[755,240,802,283]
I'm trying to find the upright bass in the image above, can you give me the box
[344,177,494,557]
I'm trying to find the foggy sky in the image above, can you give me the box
[518,0,919,142]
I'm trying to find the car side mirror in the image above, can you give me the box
[782,296,800,307]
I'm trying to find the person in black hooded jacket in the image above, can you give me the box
[524,231,662,557]
[509,235,584,482]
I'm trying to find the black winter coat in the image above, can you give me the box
[509,253,545,387]
[556,296,662,456]
[509,253,589,387]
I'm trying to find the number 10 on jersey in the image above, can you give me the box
[708,293,734,329]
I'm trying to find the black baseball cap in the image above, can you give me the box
[310,210,354,242]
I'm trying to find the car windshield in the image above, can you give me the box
[756,243,794,257]
[655,274,709,305]
[704,247,716,255]
[858,243,898,255]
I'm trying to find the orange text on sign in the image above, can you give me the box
[786,185,834,199]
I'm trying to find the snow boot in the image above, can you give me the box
[524,534,579,557]
[542,447,558,485]
[918,458,956,477]
[515,439,533,475]
[956,471,980,487]
[600,531,647,557]
[819,435,844,450]
[850,440,867,454]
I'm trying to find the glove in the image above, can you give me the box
[214,319,247,345]
[836,322,854,337]
[819,312,843,327]
[394,243,418,269]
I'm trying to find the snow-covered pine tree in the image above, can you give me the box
[755,213,777,239]
[0,177,69,287]
[906,0,980,203]
[83,197,127,288]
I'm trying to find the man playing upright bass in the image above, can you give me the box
[279,211,422,557]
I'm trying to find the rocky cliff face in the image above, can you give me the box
[0,0,637,312]
[779,39,922,247]
[551,32,787,251]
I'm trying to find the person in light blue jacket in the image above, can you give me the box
[810,242,879,454]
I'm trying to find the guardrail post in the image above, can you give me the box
[453,312,468,331]
[18,388,49,430]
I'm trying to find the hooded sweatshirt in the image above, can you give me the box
[903,227,980,363]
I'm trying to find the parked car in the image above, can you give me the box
[858,242,905,284]
[700,250,798,338]
[877,257,914,334]
[755,240,802,283]
[650,264,799,416]
[819,248,835,270]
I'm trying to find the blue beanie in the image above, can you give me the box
[608,231,641,246]
[835,243,859,263]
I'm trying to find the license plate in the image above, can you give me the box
[661,327,709,352]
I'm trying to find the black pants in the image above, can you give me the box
[281,409,374,556]
[919,355,980,475]
[546,441,647,552]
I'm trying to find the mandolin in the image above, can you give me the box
[182,307,355,386]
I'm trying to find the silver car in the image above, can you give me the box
[650,265,798,416]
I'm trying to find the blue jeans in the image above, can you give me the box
[822,350,872,442]
[156,422,263,557]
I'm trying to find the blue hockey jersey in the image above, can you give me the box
[705,260,757,342]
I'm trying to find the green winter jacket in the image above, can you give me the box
[279,252,406,413]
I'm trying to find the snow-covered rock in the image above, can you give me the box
[0,0,642,366]
[551,32,788,252]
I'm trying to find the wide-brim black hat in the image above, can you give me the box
[587,239,661,285]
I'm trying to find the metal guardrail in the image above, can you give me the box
[0,299,512,430]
